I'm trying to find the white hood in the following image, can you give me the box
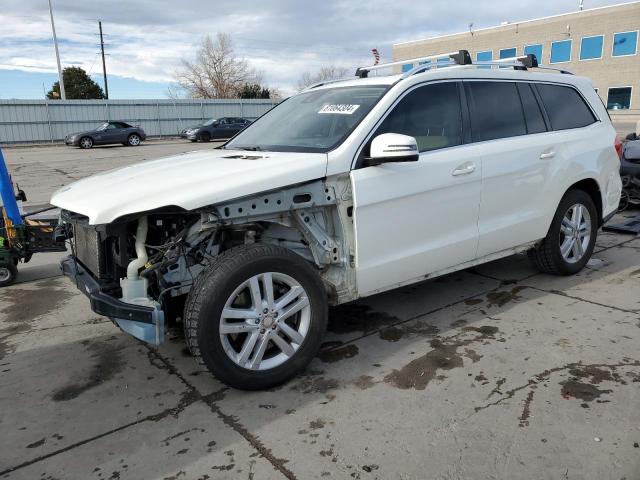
[50,148,328,224]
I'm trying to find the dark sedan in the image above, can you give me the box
[181,117,251,142]
[65,122,146,149]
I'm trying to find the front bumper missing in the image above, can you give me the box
[61,256,165,345]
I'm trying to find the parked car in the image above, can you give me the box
[182,117,251,142]
[65,122,146,149]
[52,53,621,390]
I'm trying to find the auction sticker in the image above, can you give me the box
[318,104,360,114]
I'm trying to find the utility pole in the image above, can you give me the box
[48,0,65,100]
[579,0,584,10]
[99,21,109,99]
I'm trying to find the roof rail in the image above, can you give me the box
[355,50,472,78]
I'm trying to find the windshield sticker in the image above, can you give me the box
[318,104,360,115]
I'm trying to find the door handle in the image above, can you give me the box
[452,163,476,176]
[540,150,556,159]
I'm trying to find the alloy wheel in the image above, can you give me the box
[219,272,311,371]
[129,135,140,146]
[559,203,591,264]
[0,267,10,283]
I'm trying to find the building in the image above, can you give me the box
[392,2,640,134]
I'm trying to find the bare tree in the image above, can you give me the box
[296,65,350,91]
[175,33,262,99]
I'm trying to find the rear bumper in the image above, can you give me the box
[61,256,165,344]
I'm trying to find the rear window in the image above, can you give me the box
[535,83,596,130]
[467,81,527,142]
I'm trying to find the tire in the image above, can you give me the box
[190,139,198,143]
[199,132,211,143]
[184,243,328,390]
[0,263,17,287]
[127,134,141,146]
[528,189,598,275]
[79,137,93,149]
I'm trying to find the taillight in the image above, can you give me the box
[615,137,623,160]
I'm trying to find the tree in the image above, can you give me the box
[175,33,262,99]
[47,67,105,100]
[296,65,350,91]
[238,83,272,99]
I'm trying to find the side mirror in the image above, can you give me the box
[364,133,419,167]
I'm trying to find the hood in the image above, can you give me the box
[50,149,328,224]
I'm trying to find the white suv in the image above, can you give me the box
[52,51,622,389]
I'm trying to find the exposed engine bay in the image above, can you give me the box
[63,178,356,345]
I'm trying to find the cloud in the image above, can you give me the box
[0,0,626,95]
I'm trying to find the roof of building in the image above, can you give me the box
[394,1,640,47]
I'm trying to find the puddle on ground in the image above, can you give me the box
[328,304,400,335]
[559,364,623,403]
[51,339,126,401]
[485,286,526,308]
[384,326,501,390]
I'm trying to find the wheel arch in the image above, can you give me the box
[566,177,603,226]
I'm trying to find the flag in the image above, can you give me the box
[371,48,380,65]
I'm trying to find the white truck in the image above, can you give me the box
[52,51,622,389]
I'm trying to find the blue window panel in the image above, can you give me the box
[402,63,414,72]
[476,50,492,69]
[499,47,517,59]
[476,51,492,62]
[550,40,572,63]
[612,31,638,56]
[580,35,603,60]
[524,44,543,64]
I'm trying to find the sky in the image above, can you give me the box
[0,0,632,99]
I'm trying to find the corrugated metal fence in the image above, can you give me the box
[0,99,279,144]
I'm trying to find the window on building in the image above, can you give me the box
[516,83,547,134]
[607,87,632,109]
[375,82,463,153]
[476,50,492,69]
[612,31,638,56]
[536,83,596,130]
[580,35,604,60]
[499,47,517,59]
[467,81,527,142]
[402,63,413,73]
[524,44,543,64]
[550,40,572,63]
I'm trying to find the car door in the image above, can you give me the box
[465,80,556,257]
[100,122,124,144]
[350,81,482,296]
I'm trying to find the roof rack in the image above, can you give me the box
[355,51,574,78]
[355,50,472,78]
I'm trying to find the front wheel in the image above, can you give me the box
[184,244,328,390]
[199,132,211,143]
[528,189,598,275]
[79,137,93,149]
[0,263,17,287]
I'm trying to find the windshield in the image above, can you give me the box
[226,86,388,152]
[203,118,218,126]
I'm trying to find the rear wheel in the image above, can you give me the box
[127,134,141,146]
[79,137,93,149]
[528,189,598,275]
[184,244,328,390]
[0,263,17,287]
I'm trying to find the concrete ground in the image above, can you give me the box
[1,142,640,480]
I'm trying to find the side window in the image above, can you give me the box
[374,82,463,153]
[535,83,596,130]
[516,83,547,134]
[467,81,527,142]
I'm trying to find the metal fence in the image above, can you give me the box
[0,99,279,144]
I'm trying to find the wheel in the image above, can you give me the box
[190,139,198,143]
[79,137,93,149]
[199,132,211,143]
[127,134,141,146]
[528,189,598,275]
[0,263,17,287]
[184,244,328,390]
